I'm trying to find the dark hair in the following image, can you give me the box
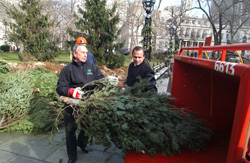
[132,46,144,56]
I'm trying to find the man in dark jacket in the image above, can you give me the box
[124,46,157,92]
[56,44,104,163]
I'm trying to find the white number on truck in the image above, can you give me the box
[214,61,236,76]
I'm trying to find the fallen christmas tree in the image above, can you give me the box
[59,78,212,156]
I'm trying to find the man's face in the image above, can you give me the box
[73,46,88,62]
[132,49,145,66]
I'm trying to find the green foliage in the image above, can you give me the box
[26,69,60,100]
[65,79,212,156]
[5,0,58,61]
[0,45,11,52]
[3,117,35,134]
[169,40,173,49]
[0,69,63,134]
[68,0,124,66]
[106,53,125,69]
[0,61,12,73]
[0,72,34,130]
[4,98,63,134]
[141,26,153,40]
[141,25,155,52]
[18,51,33,61]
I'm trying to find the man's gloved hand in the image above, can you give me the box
[106,76,119,86]
[68,87,85,99]
[121,84,126,92]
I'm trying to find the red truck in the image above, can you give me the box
[125,43,250,163]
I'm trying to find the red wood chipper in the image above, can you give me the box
[125,43,250,163]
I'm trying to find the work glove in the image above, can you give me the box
[68,87,85,99]
[106,76,119,86]
[121,84,126,92]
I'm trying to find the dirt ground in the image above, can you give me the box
[8,62,128,87]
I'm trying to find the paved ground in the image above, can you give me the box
[0,73,169,163]
[0,129,124,163]
[156,73,170,94]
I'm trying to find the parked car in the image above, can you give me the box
[119,50,130,56]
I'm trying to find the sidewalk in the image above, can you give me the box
[0,73,169,163]
[156,73,169,94]
[0,129,124,163]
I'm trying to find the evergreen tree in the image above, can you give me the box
[5,0,58,61]
[68,0,124,67]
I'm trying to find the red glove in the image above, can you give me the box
[68,87,84,99]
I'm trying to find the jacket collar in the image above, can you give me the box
[72,57,86,67]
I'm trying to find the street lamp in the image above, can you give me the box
[142,0,155,9]
[142,0,155,61]
[226,31,230,44]
[168,26,175,52]
[169,26,174,40]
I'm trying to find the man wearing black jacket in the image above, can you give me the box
[56,44,104,163]
[124,46,157,92]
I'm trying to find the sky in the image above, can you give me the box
[154,0,205,17]
[155,0,181,10]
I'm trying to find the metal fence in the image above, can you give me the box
[152,61,168,79]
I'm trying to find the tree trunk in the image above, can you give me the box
[69,47,72,60]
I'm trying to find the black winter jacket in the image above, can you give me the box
[56,58,104,97]
[124,61,157,92]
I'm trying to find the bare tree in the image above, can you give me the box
[223,0,250,43]
[0,0,16,46]
[118,0,145,55]
[194,0,250,45]
[156,0,163,10]
[165,6,187,38]
[41,0,76,49]
[0,0,77,50]
[150,4,188,52]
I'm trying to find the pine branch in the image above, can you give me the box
[58,79,213,156]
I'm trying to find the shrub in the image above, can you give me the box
[106,53,125,69]
[0,45,11,52]
[0,61,12,73]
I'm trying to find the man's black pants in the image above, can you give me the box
[64,106,89,160]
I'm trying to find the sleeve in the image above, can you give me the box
[142,63,157,93]
[145,70,158,93]
[56,67,71,97]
